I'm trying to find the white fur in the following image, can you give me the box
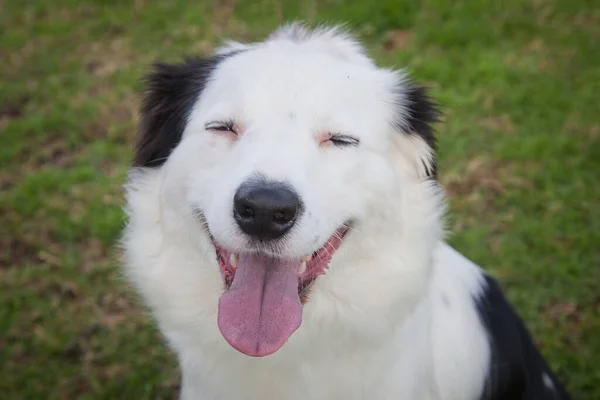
[122,24,491,400]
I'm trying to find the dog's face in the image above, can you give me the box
[131,25,440,357]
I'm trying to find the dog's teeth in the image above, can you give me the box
[230,254,238,269]
[302,255,312,262]
[298,261,307,275]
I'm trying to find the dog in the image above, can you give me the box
[121,24,571,400]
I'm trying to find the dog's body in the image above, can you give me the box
[122,25,570,399]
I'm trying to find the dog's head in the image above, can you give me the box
[128,24,443,357]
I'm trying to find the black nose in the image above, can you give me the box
[233,180,301,240]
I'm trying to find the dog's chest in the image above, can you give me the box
[183,344,437,400]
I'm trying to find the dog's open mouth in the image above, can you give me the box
[213,225,349,357]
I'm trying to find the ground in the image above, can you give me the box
[1,0,599,399]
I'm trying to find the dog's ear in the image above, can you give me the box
[394,83,441,179]
[133,56,224,167]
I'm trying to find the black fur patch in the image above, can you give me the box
[134,53,236,167]
[395,84,441,178]
[475,275,571,400]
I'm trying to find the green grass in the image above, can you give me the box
[1,0,599,398]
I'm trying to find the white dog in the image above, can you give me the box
[121,24,571,399]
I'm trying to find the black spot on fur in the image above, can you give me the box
[394,84,441,178]
[475,275,571,400]
[134,53,238,167]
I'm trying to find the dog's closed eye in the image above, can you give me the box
[205,120,238,135]
[326,133,360,148]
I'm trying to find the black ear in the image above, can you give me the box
[133,55,228,167]
[396,84,442,178]
[404,85,440,154]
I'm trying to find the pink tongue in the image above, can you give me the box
[217,253,302,357]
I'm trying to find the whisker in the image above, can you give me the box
[346,225,362,235]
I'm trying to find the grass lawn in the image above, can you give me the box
[1,0,599,398]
